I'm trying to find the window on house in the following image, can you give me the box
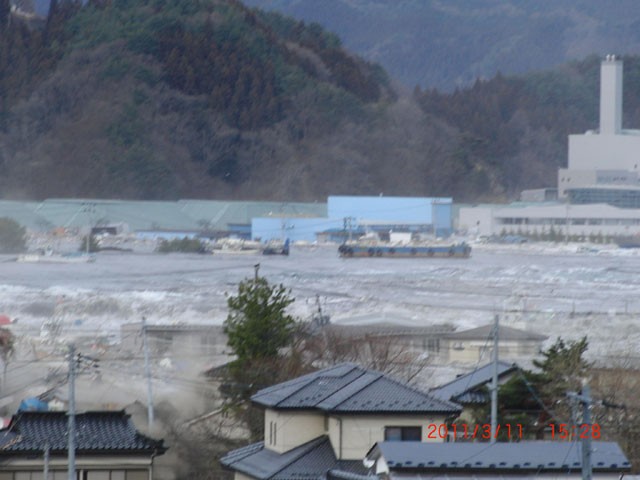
[384,426,422,441]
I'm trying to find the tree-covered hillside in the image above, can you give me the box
[0,0,397,200]
[2,0,640,203]
[242,0,640,91]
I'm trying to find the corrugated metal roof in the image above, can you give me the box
[0,199,327,232]
[178,200,327,232]
[374,441,630,471]
[0,411,165,454]
[0,201,52,231]
[252,363,461,414]
[429,362,516,403]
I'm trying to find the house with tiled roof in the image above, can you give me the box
[221,363,461,480]
[366,440,631,478]
[0,410,166,480]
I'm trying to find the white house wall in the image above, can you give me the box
[263,409,324,454]
[328,414,449,460]
[443,339,539,363]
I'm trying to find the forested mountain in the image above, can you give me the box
[2,0,640,203]
[242,0,640,91]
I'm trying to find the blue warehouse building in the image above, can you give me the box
[251,217,343,243]
[252,196,454,243]
[327,196,453,237]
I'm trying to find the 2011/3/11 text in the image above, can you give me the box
[426,424,522,440]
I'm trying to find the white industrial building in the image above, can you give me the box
[460,202,640,237]
[460,55,640,237]
[558,54,640,204]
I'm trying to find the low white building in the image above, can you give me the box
[459,202,640,237]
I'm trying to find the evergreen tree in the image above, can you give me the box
[222,274,302,440]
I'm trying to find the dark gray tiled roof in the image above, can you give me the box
[373,441,630,471]
[429,362,516,403]
[0,411,165,454]
[252,363,461,414]
[220,436,368,480]
[443,324,547,341]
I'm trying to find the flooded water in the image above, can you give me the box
[1,244,640,361]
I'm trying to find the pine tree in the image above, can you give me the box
[222,274,300,440]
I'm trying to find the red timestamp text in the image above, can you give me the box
[549,424,600,439]
[426,424,522,440]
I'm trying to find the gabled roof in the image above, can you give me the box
[220,436,367,480]
[0,411,165,455]
[443,324,547,341]
[251,363,460,414]
[429,361,517,403]
[371,441,630,472]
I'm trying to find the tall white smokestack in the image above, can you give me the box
[600,54,623,135]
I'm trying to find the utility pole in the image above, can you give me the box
[567,386,592,480]
[565,203,570,244]
[67,345,76,480]
[490,314,499,443]
[142,317,154,427]
[44,442,50,480]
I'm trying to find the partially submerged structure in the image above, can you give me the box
[440,324,547,364]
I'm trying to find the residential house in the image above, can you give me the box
[221,363,461,480]
[441,324,547,364]
[0,410,166,480]
[366,440,630,479]
[429,361,517,424]
[328,314,455,357]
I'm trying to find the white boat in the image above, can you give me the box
[210,238,263,255]
[17,252,95,264]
